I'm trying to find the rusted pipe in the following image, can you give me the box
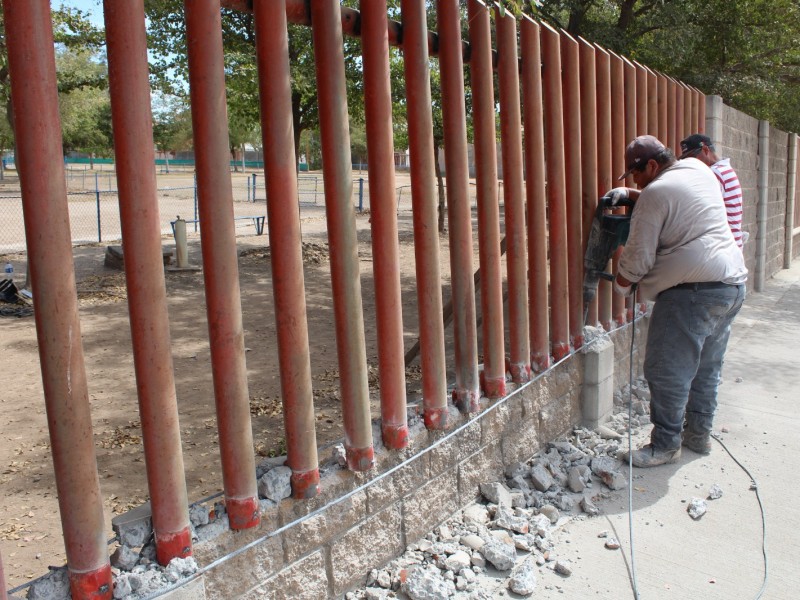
[595,45,612,331]
[0,551,6,600]
[609,52,627,327]
[675,79,685,149]
[541,23,570,360]
[361,0,409,448]
[578,38,599,328]
[667,77,678,154]
[467,0,505,398]
[438,0,480,411]
[184,0,260,528]
[521,18,551,372]
[400,0,448,429]
[560,31,584,347]
[691,87,701,133]
[657,72,668,144]
[622,57,637,187]
[496,8,531,382]
[647,68,658,137]
[635,61,648,135]
[4,1,112,595]
[698,89,706,133]
[104,0,192,565]
[253,1,321,496]
[311,0,374,470]
[683,84,693,140]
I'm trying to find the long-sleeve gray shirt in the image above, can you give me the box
[618,158,748,302]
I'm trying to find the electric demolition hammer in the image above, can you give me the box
[582,195,634,326]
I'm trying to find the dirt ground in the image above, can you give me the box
[0,169,493,589]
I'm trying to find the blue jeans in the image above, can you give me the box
[643,283,746,450]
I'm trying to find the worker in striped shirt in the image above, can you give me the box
[679,134,747,248]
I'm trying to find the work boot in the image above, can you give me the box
[682,429,712,455]
[623,444,681,468]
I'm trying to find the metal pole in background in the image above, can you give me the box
[623,57,638,321]
[361,0,408,449]
[541,23,570,360]
[311,0,374,470]
[4,1,112,596]
[498,9,531,380]
[785,133,797,269]
[104,0,192,565]
[522,18,550,372]
[95,172,102,242]
[755,120,770,292]
[595,45,613,331]
[560,31,584,348]
[438,0,480,411]
[400,0,448,428]
[184,0,260,528]
[468,0,505,398]
[609,52,627,327]
[578,37,599,328]
[254,0,320,496]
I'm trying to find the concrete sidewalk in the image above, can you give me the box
[533,262,800,600]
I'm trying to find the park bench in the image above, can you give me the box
[170,215,266,236]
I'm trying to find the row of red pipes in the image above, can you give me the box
[3,1,703,597]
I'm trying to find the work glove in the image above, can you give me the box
[602,187,629,207]
[613,278,633,298]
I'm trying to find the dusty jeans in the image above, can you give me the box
[644,283,746,450]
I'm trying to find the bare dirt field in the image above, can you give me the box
[0,169,495,589]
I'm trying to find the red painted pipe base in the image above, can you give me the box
[552,342,571,362]
[346,445,375,472]
[614,314,627,327]
[480,371,506,399]
[155,527,192,566]
[423,406,448,431]
[531,353,551,373]
[226,496,261,530]
[601,320,612,332]
[509,362,531,384]
[69,564,112,600]
[572,334,585,350]
[291,468,321,499]
[382,422,409,450]
[452,387,480,414]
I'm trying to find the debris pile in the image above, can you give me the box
[345,396,654,599]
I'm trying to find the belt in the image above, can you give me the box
[671,281,736,291]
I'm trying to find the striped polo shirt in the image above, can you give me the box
[710,158,744,248]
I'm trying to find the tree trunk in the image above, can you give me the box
[433,138,446,233]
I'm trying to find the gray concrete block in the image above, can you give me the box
[201,534,283,599]
[582,376,614,426]
[500,422,539,467]
[111,502,152,548]
[366,458,429,515]
[330,505,403,596]
[429,421,481,476]
[583,337,614,386]
[457,442,504,504]
[239,550,328,600]
[480,397,524,446]
[402,469,459,544]
[159,576,206,600]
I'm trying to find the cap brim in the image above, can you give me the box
[678,148,699,160]
[618,169,633,181]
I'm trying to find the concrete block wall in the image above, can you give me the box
[767,129,789,277]
[173,322,646,599]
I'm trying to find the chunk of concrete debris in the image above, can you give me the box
[463,504,490,525]
[708,484,723,500]
[580,496,600,516]
[597,425,623,440]
[28,568,70,600]
[600,470,628,491]
[460,534,485,552]
[112,502,153,548]
[554,560,573,576]
[687,498,707,520]
[508,561,538,596]
[529,463,555,492]
[480,481,514,506]
[365,588,394,600]
[189,503,210,528]
[538,504,559,524]
[505,461,530,479]
[604,537,620,550]
[402,565,456,600]
[111,544,139,572]
[257,465,292,502]
[494,505,530,534]
[480,538,518,571]
[567,466,587,493]
[444,550,472,573]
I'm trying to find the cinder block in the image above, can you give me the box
[366,458,429,515]
[239,550,328,600]
[159,577,206,600]
[457,442,504,504]
[582,376,614,427]
[480,398,523,445]
[282,490,367,563]
[330,504,403,596]
[402,469,459,544]
[500,422,540,466]
[202,533,283,599]
[429,421,481,476]
[583,337,614,386]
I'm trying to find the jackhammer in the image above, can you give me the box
[582,196,634,326]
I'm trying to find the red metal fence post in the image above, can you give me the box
[578,38,599,327]
[635,62,648,136]
[541,23,570,360]
[400,0,448,429]
[521,18,551,372]
[438,0,480,410]
[610,52,627,327]
[647,68,658,137]
[657,73,668,144]
[361,0,409,448]
[595,46,613,331]
[667,77,678,154]
[497,11,531,379]
[560,31,584,347]
[254,0,321,496]
[675,79,685,150]
[103,0,192,565]
[0,550,6,600]
[698,90,707,133]
[4,1,112,595]
[623,57,638,320]
[184,0,260,528]
[311,0,374,470]
[468,0,506,398]
[683,84,693,139]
